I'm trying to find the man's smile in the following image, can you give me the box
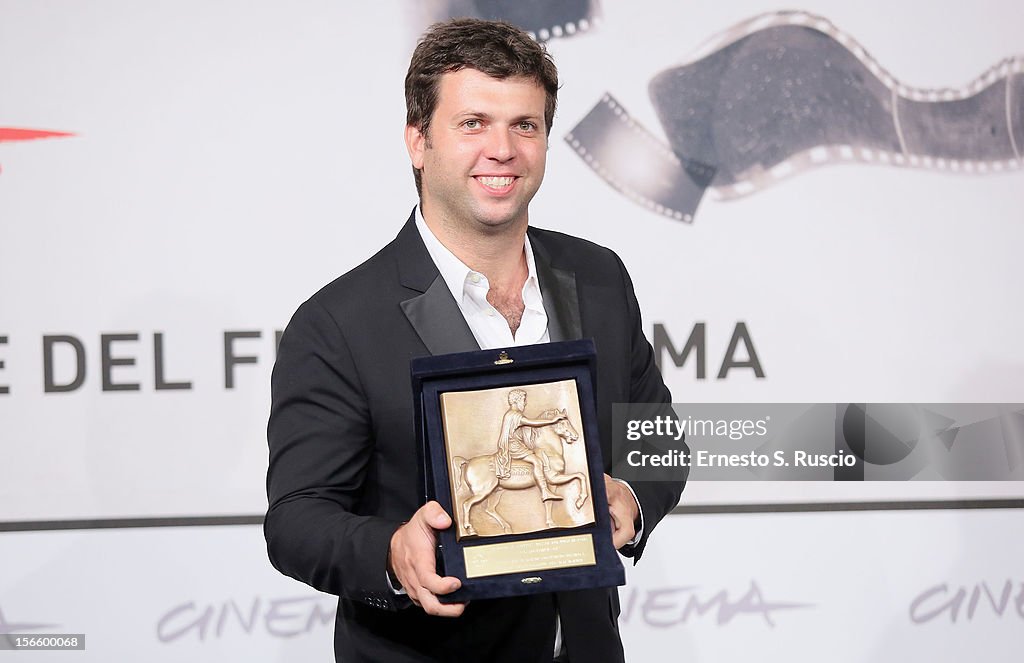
[474,175,518,194]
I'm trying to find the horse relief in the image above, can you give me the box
[440,383,596,539]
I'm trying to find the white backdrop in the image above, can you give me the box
[1,511,1020,662]
[1,0,1022,660]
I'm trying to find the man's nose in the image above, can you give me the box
[485,128,515,162]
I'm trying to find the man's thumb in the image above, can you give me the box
[421,501,452,530]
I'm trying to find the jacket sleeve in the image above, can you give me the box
[264,297,407,611]
[611,252,688,562]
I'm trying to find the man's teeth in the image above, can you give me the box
[478,176,515,187]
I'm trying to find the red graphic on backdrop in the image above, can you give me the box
[0,127,75,174]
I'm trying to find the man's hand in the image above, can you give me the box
[604,474,640,549]
[388,501,466,617]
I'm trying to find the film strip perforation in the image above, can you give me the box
[599,95,682,165]
[563,128,692,222]
[709,144,1023,201]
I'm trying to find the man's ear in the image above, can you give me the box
[405,124,426,170]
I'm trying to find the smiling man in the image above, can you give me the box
[266,18,686,663]
[408,67,547,231]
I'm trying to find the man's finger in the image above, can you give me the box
[415,587,467,618]
[609,512,621,546]
[608,505,622,532]
[608,501,635,549]
[608,507,622,548]
[612,522,633,548]
[420,572,461,596]
[611,526,630,549]
[406,561,466,615]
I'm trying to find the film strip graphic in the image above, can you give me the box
[564,96,714,223]
[434,0,601,42]
[567,10,1023,222]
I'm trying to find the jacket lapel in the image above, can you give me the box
[394,213,480,356]
[401,277,480,355]
[530,229,583,343]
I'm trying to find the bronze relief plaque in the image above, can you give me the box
[440,379,596,540]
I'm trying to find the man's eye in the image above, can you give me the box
[463,119,481,129]
[518,121,536,131]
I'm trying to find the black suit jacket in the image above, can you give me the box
[266,213,685,662]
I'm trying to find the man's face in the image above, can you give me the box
[406,68,548,233]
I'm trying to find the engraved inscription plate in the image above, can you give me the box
[464,533,597,578]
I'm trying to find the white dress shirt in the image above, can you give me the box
[415,207,549,348]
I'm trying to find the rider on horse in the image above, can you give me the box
[494,389,567,501]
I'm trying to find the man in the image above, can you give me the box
[266,18,686,662]
[494,388,565,501]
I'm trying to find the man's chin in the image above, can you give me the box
[469,205,528,231]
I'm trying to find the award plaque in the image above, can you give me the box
[411,339,625,602]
